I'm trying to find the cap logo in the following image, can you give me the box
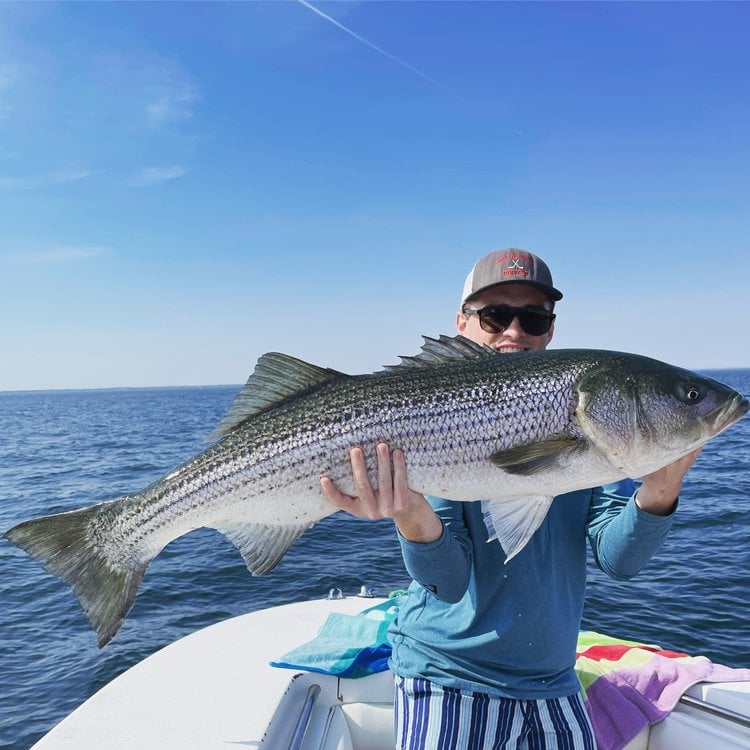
[496,253,530,280]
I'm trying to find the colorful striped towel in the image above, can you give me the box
[576,630,750,750]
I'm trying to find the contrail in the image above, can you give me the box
[297,0,449,92]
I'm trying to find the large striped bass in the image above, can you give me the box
[5,336,748,646]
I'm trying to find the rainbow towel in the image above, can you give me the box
[576,631,750,750]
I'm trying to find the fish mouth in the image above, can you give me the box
[710,392,749,435]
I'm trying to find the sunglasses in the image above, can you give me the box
[462,304,555,336]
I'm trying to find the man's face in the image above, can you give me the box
[456,283,555,353]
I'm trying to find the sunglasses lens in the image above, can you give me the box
[477,308,513,333]
[520,312,553,335]
[478,306,553,336]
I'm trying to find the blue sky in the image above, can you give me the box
[1,1,748,391]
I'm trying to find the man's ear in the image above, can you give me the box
[544,320,555,346]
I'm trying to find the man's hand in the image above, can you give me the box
[636,448,703,515]
[320,443,443,543]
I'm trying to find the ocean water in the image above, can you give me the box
[1,371,749,749]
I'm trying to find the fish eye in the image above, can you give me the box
[685,385,703,403]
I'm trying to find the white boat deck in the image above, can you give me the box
[32,596,386,749]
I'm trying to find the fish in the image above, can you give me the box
[5,336,748,646]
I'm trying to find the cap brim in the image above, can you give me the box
[464,279,563,304]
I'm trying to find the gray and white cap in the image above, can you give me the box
[460,248,563,307]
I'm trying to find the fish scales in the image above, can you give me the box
[94,356,580,540]
[227,359,570,491]
[88,355,583,567]
[5,336,747,646]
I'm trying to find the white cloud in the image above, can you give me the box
[0,175,38,190]
[146,82,199,126]
[9,245,107,264]
[0,168,94,190]
[51,168,95,183]
[127,165,187,187]
[76,50,200,131]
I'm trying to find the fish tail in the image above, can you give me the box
[5,501,150,647]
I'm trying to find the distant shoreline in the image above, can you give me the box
[2,368,749,396]
[0,383,243,396]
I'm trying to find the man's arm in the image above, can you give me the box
[588,450,702,579]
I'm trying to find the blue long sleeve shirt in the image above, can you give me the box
[388,481,675,700]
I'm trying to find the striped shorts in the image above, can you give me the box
[394,676,595,750]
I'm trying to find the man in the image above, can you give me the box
[320,248,700,749]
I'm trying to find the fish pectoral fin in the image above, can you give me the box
[489,437,582,476]
[217,522,313,576]
[481,495,554,562]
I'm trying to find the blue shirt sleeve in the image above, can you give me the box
[586,479,677,580]
[396,495,474,603]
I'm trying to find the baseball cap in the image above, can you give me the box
[460,248,563,306]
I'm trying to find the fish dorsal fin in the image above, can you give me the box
[208,352,348,441]
[481,495,554,562]
[385,334,495,370]
[489,437,583,475]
